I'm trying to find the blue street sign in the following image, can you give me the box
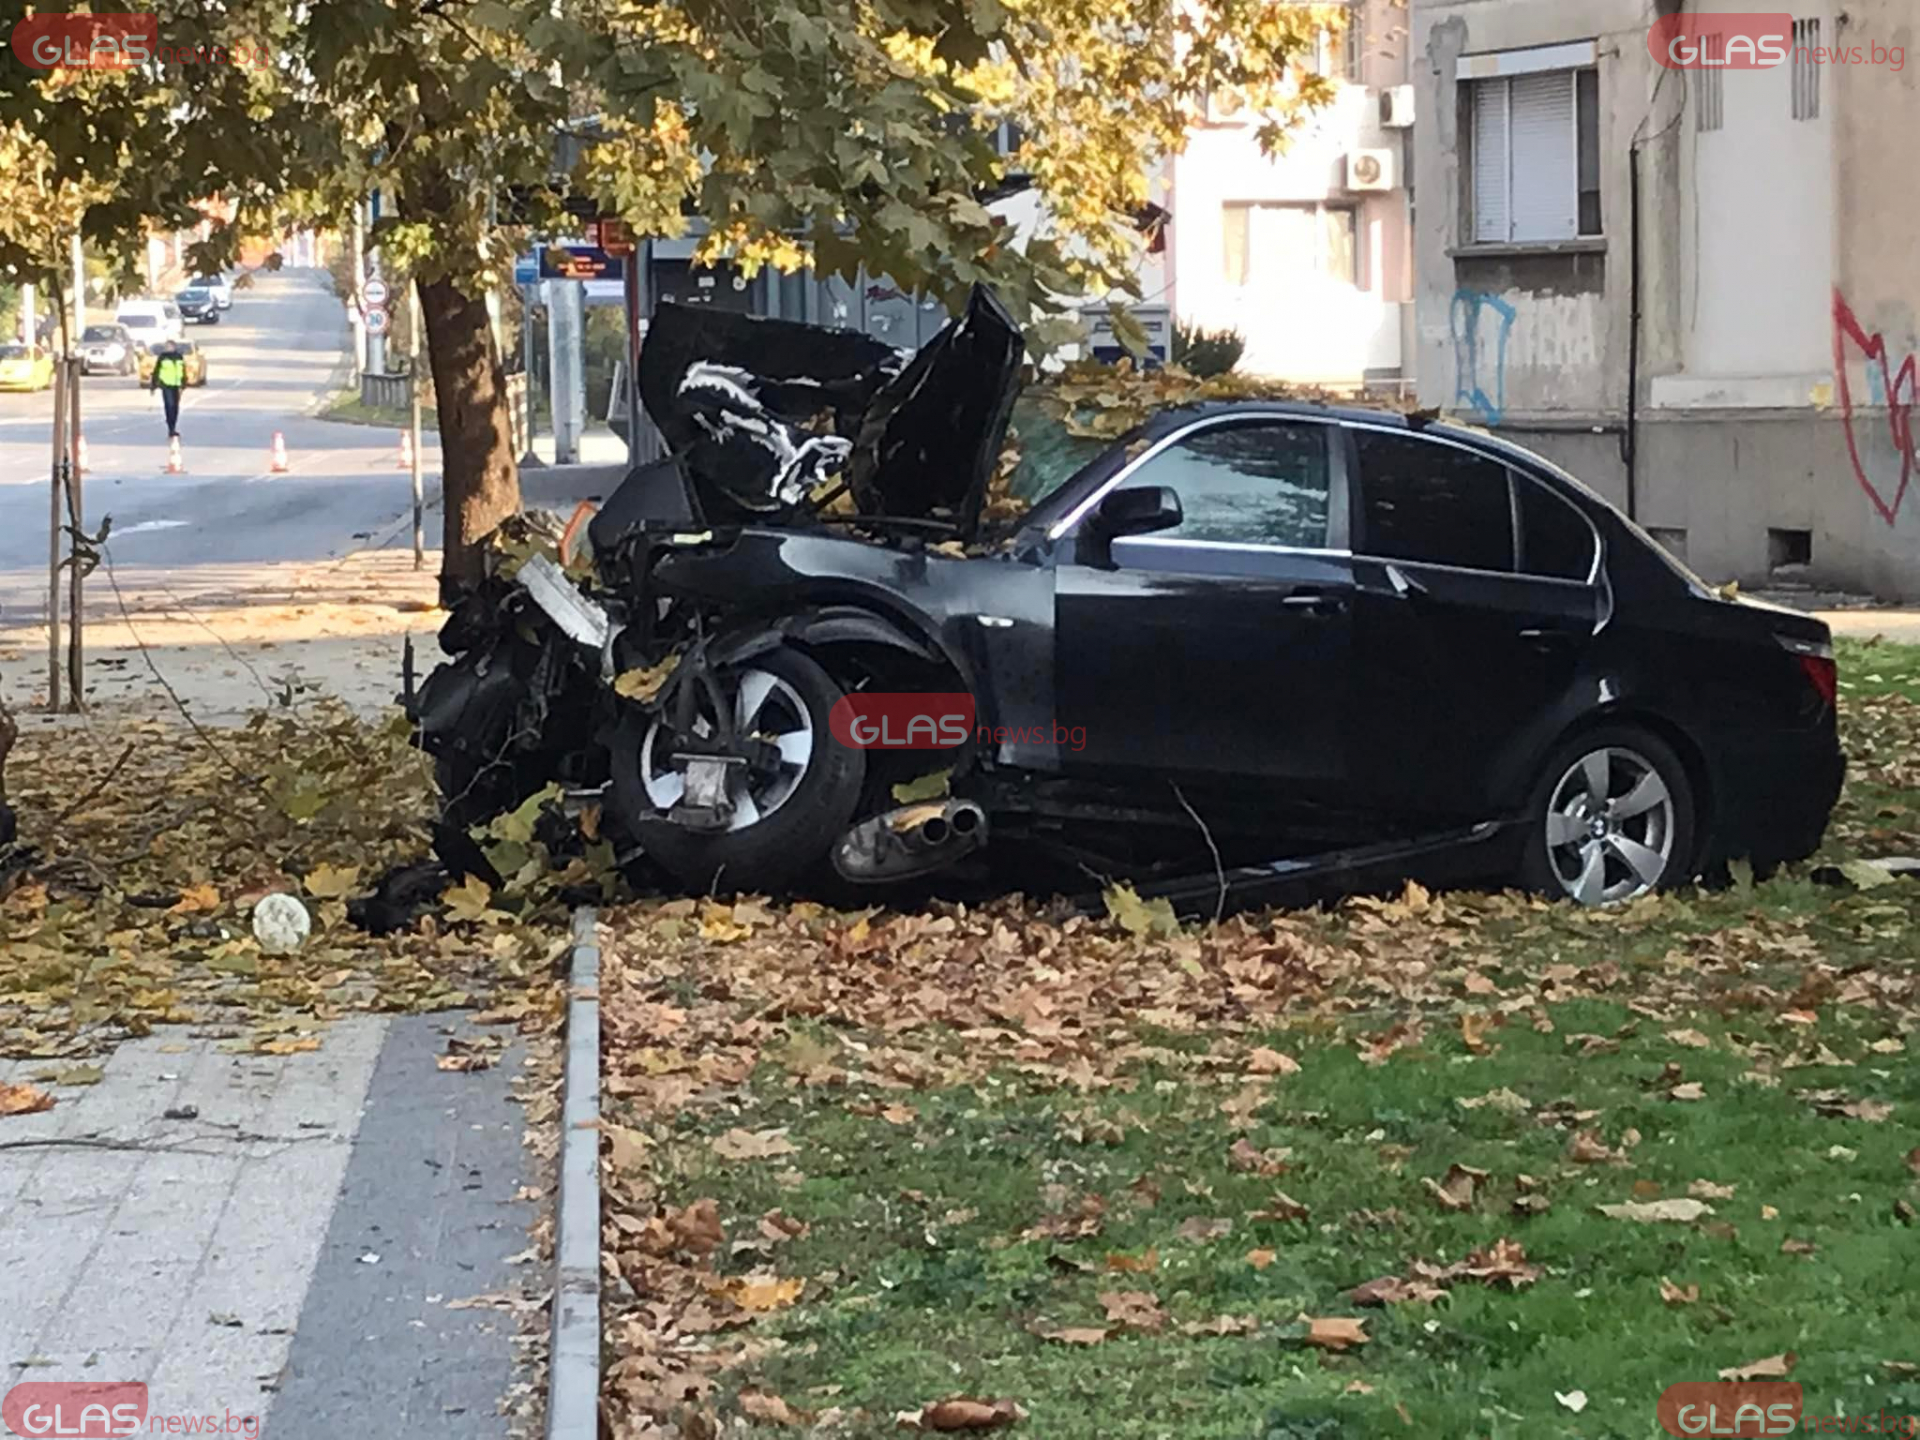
[513,255,538,286]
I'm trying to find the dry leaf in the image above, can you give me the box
[1719,1353,1797,1381]
[896,1397,1026,1431]
[1599,1198,1714,1223]
[303,863,361,899]
[1177,1215,1233,1243]
[1670,1082,1707,1102]
[717,1274,804,1312]
[0,1083,54,1117]
[1034,1325,1108,1346]
[1248,1190,1310,1223]
[1349,1274,1445,1307]
[713,1127,799,1160]
[1556,1391,1589,1414]
[1422,1163,1488,1212]
[1246,1047,1300,1076]
[1104,1249,1158,1274]
[1303,1316,1369,1352]
[1227,1138,1290,1176]
[1659,1277,1699,1307]
[169,882,220,915]
[1457,1087,1531,1114]
[1690,1179,1738,1200]
[1666,1027,1712,1049]
[1182,1314,1259,1337]
[1780,1236,1818,1256]
[739,1390,809,1426]
[1097,1290,1167,1333]
[1245,1248,1277,1270]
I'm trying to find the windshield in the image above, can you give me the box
[83,326,120,342]
[179,290,209,302]
[121,313,158,328]
[0,345,27,359]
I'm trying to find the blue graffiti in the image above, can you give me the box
[1450,289,1516,425]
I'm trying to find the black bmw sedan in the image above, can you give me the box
[417,295,1844,911]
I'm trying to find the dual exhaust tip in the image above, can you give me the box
[833,798,988,883]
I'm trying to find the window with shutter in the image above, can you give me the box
[1468,68,1599,244]
[1471,79,1509,243]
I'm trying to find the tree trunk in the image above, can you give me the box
[419,273,520,601]
[0,692,17,849]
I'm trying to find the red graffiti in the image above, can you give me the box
[1833,288,1917,525]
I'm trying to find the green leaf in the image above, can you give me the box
[1103,882,1180,938]
[891,770,952,803]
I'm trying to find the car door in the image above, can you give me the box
[1053,413,1356,800]
[1344,423,1603,820]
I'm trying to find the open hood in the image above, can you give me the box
[638,285,1025,537]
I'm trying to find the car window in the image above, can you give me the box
[1113,420,1331,547]
[1354,427,1513,572]
[0,345,25,359]
[83,326,118,342]
[121,313,157,328]
[1516,476,1597,580]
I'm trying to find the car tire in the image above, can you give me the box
[612,646,866,895]
[1516,724,1696,906]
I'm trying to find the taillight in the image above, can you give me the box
[1797,652,1837,708]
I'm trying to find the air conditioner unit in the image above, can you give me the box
[1378,84,1415,129]
[1346,148,1396,191]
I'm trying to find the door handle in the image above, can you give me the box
[1281,589,1347,616]
[1518,624,1580,649]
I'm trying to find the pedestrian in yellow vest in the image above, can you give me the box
[150,342,188,438]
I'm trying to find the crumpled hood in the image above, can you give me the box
[639,285,1024,536]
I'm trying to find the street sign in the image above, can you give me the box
[365,306,391,337]
[591,219,636,257]
[513,255,539,286]
[538,245,624,281]
[363,277,390,308]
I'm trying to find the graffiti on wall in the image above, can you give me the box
[1450,289,1515,425]
[1833,288,1916,526]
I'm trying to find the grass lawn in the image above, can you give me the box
[317,385,439,430]
[597,638,1920,1439]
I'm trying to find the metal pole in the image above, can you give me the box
[46,353,67,714]
[409,279,424,569]
[66,358,83,710]
[350,199,366,381]
[71,233,86,338]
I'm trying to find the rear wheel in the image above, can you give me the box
[613,646,865,894]
[1517,725,1695,906]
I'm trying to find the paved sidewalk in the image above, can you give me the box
[1,1016,538,1435]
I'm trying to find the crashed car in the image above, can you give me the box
[413,287,1843,911]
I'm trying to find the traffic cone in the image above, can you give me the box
[398,430,413,471]
[270,431,290,473]
[75,436,89,473]
[167,436,184,474]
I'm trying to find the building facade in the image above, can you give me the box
[1168,0,1416,388]
[1411,0,1920,596]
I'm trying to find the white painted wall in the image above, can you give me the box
[1675,0,1834,393]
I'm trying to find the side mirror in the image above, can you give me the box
[1094,484,1183,538]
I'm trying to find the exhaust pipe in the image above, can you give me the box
[833,798,989,883]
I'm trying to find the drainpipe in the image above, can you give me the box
[1624,141,1642,522]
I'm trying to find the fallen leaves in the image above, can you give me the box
[712,1126,799,1161]
[1096,1290,1167,1333]
[1422,1162,1489,1213]
[1659,1277,1700,1307]
[1176,1215,1233,1244]
[1598,1197,1715,1224]
[0,1082,54,1116]
[1350,1238,1542,1307]
[1300,1316,1369,1352]
[1719,1353,1797,1381]
[895,1398,1026,1431]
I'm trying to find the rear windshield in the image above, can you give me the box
[83,326,120,342]
[120,313,159,328]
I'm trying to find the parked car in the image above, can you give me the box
[413,290,1843,912]
[194,274,233,310]
[0,343,55,392]
[115,299,185,345]
[79,323,138,376]
[136,341,207,387]
[175,287,220,325]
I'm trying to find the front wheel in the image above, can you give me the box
[611,646,865,895]
[1517,725,1696,906]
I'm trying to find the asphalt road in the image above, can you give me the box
[0,268,441,621]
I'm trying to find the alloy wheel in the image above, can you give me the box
[639,668,815,833]
[1543,745,1676,905]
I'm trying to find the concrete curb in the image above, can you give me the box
[547,907,602,1440]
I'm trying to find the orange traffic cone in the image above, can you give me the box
[270,431,290,473]
[75,436,89,473]
[167,436,184,474]
[398,430,413,470]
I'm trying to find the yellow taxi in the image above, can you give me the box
[0,343,55,392]
[137,341,208,388]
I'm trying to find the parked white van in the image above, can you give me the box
[115,298,185,345]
